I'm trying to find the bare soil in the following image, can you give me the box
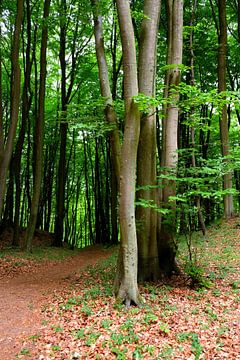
[0,245,112,359]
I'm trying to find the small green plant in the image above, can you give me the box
[20,348,30,356]
[205,305,218,320]
[72,328,85,339]
[101,319,113,329]
[132,346,143,359]
[81,303,93,316]
[156,345,174,359]
[217,326,229,336]
[67,296,82,305]
[184,261,212,289]
[110,346,127,359]
[85,332,101,346]
[212,288,221,296]
[111,332,126,345]
[52,345,61,351]
[28,333,41,341]
[231,280,240,289]
[142,311,158,324]
[51,324,64,333]
[159,321,170,335]
[121,318,134,330]
[177,332,202,359]
[145,344,156,355]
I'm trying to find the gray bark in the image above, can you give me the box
[136,0,161,281]
[115,0,141,305]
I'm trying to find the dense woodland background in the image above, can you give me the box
[0,0,240,298]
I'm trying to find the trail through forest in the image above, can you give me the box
[0,245,112,359]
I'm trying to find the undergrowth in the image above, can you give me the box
[13,219,240,359]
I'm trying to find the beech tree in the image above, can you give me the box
[24,0,51,251]
[217,0,234,218]
[136,0,161,281]
[114,0,141,306]
[158,0,184,274]
[0,0,23,219]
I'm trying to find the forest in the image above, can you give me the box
[0,0,240,358]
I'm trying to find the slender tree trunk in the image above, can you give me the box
[91,0,121,182]
[0,2,3,163]
[54,0,67,247]
[136,0,161,281]
[238,0,240,43]
[24,0,51,251]
[92,0,121,245]
[13,0,33,246]
[114,0,141,306]
[158,0,183,275]
[188,0,206,236]
[0,0,23,220]
[218,0,234,218]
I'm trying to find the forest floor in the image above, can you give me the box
[0,218,239,359]
[0,242,113,360]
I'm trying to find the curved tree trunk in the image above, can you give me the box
[114,0,141,306]
[136,0,161,281]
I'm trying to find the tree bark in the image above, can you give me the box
[24,0,51,251]
[0,0,23,220]
[158,0,183,275]
[54,0,67,247]
[13,0,33,246]
[0,2,3,163]
[91,0,121,183]
[218,0,234,218]
[115,0,141,306]
[189,0,206,236]
[136,0,161,281]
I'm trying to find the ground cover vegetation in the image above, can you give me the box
[0,0,240,356]
[9,218,238,359]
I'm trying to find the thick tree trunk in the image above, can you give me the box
[136,0,161,281]
[0,0,23,220]
[24,0,51,251]
[218,0,234,218]
[115,0,141,306]
[158,0,183,275]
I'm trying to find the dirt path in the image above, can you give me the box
[0,246,112,359]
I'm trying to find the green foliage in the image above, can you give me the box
[184,261,212,289]
[177,332,203,359]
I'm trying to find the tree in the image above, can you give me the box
[136,0,161,281]
[217,0,234,218]
[158,0,184,274]
[91,0,121,183]
[114,0,141,306]
[0,0,23,220]
[24,0,51,251]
